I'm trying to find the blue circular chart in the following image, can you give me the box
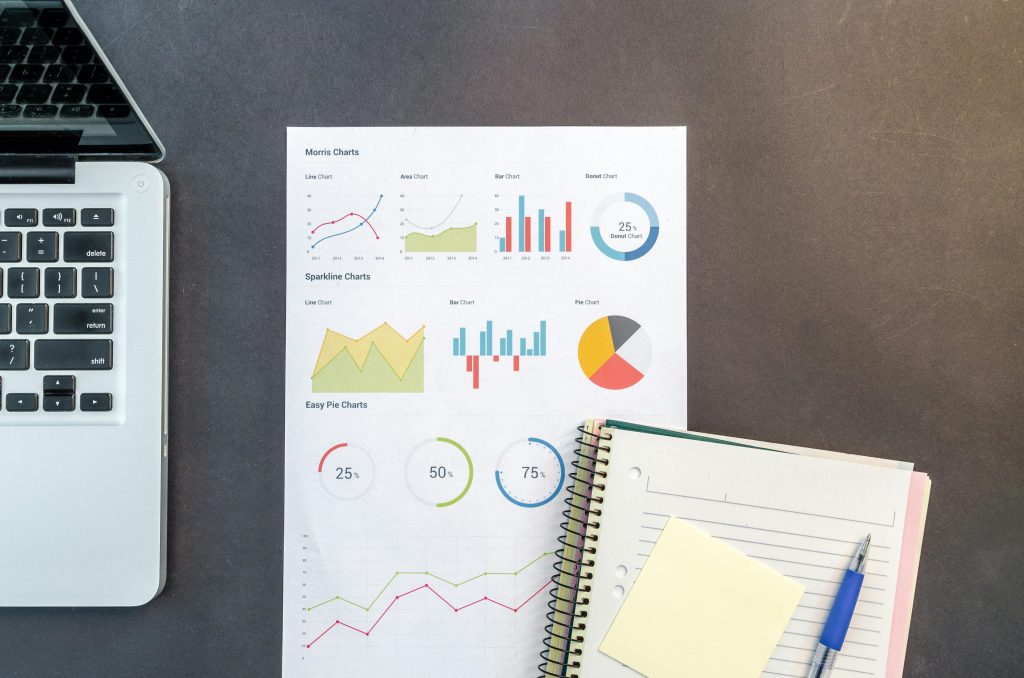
[589,192,660,261]
[494,437,566,508]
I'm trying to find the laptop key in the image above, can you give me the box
[24,104,58,118]
[39,9,71,29]
[4,209,38,227]
[87,84,127,105]
[0,28,21,45]
[97,105,130,119]
[7,268,39,298]
[0,45,27,62]
[43,375,75,394]
[0,8,36,27]
[0,233,20,261]
[60,104,94,118]
[0,339,29,370]
[52,83,85,103]
[54,303,112,334]
[10,64,44,82]
[60,44,93,64]
[27,45,62,63]
[26,232,58,262]
[19,28,52,46]
[44,268,75,298]
[0,104,21,117]
[81,267,113,298]
[0,84,15,103]
[63,232,112,262]
[52,27,83,45]
[43,394,75,412]
[15,303,48,334]
[77,63,108,83]
[80,209,114,227]
[0,304,10,334]
[80,393,112,412]
[17,84,52,104]
[43,63,77,82]
[42,209,76,227]
[5,393,37,411]
[34,339,112,370]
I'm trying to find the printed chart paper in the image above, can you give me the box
[283,127,687,677]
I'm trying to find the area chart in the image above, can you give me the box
[312,323,425,393]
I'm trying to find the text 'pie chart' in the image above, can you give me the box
[577,315,651,390]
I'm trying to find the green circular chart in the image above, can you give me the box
[405,437,474,507]
[578,315,651,390]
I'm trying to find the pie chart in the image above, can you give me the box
[577,315,651,390]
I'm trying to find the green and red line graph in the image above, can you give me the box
[304,550,555,613]
[305,579,551,646]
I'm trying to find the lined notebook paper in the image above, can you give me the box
[572,426,913,677]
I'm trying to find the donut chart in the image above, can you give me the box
[577,315,651,390]
[318,443,375,500]
[589,192,660,261]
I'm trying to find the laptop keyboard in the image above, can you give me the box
[1,205,115,415]
[0,6,129,120]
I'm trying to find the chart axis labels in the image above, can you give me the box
[578,315,651,390]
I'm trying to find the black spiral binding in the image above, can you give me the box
[537,423,612,678]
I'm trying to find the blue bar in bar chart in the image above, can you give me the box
[518,195,526,253]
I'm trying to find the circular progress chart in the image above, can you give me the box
[578,315,652,390]
[494,437,566,508]
[589,192,660,261]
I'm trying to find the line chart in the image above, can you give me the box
[306,579,551,646]
[305,550,555,612]
[309,194,384,249]
[401,194,465,231]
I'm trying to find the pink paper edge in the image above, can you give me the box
[886,472,929,677]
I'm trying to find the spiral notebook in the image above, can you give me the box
[540,419,931,678]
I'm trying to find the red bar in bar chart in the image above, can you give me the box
[544,216,551,252]
[505,216,513,252]
[565,201,572,252]
[524,216,532,252]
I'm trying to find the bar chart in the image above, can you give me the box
[451,319,548,389]
[498,195,573,254]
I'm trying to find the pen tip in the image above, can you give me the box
[864,533,872,544]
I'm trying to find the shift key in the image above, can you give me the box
[64,232,113,262]
[34,339,112,370]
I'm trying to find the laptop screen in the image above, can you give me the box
[0,0,162,160]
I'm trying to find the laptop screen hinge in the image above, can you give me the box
[0,131,82,184]
[0,154,77,184]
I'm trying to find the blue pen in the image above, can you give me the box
[807,534,872,678]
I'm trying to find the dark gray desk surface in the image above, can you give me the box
[2,1,1022,676]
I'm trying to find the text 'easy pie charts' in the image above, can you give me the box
[578,316,651,390]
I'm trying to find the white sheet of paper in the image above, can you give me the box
[282,127,687,677]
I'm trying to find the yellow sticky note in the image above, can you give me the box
[599,518,804,677]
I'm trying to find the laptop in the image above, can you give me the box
[0,0,168,606]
